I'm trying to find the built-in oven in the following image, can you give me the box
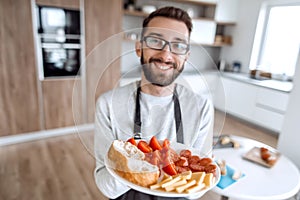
[35,5,82,79]
[41,42,81,77]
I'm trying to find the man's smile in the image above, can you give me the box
[149,58,177,72]
[158,65,172,70]
[152,62,173,71]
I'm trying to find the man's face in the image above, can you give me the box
[136,17,190,87]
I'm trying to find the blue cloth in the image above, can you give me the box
[217,165,245,189]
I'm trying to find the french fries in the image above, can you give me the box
[150,171,215,194]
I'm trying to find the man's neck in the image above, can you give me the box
[140,79,175,97]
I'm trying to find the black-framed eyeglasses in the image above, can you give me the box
[142,36,190,55]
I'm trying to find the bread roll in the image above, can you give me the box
[107,140,159,187]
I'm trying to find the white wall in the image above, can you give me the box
[218,0,300,168]
[219,0,264,72]
[278,49,300,168]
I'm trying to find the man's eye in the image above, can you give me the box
[148,38,161,45]
[173,43,187,50]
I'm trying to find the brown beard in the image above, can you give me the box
[140,52,184,87]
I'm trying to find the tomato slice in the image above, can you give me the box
[149,136,162,151]
[126,137,137,146]
[162,163,178,176]
[137,141,153,153]
[162,139,170,148]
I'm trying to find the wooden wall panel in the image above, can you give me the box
[0,0,122,136]
[35,0,80,9]
[85,0,123,122]
[42,78,82,129]
[0,0,41,136]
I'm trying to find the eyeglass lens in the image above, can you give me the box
[144,36,189,55]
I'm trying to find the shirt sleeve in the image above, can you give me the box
[94,94,130,199]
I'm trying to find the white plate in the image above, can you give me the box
[104,141,220,198]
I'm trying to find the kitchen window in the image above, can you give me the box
[250,0,300,79]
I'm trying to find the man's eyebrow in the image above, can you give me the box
[147,32,163,37]
[146,32,188,43]
[173,37,188,43]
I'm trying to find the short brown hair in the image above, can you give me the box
[142,6,193,37]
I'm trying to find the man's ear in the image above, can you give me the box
[184,50,191,62]
[135,41,142,57]
[187,50,191,59]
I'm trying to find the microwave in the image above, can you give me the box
[36,5,80,35]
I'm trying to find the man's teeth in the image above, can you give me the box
[159,66,170,70]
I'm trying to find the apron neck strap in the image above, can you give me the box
[133,83,184,143]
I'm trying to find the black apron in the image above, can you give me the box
[111,85,186,200]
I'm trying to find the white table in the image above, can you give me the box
[212,135,300,200]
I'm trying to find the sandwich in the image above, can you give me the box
[107,140,159,187]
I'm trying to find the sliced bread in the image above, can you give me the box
[107,140,159,187]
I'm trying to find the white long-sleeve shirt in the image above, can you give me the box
[94,81,214,199]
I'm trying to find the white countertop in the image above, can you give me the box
[221,72,293,93]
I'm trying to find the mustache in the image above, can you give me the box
[149,58,177,69]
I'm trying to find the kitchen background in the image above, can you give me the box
[0,0,300,169]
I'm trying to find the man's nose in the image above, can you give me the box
[162,43,172,52]
[159,44,173,60]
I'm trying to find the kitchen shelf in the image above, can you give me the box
[123,10,149,17]
[123,0,236,48]
[123,9,236,26]
[192,42,231,47]
[216,22,236,26]
[161,0,217,6]
[124,9,216,22]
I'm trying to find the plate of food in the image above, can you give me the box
[104,136,220,199]
[243,146,281,168]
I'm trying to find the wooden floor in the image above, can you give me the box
[0,112,279,200]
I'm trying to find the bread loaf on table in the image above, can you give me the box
[107,140,159,187]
